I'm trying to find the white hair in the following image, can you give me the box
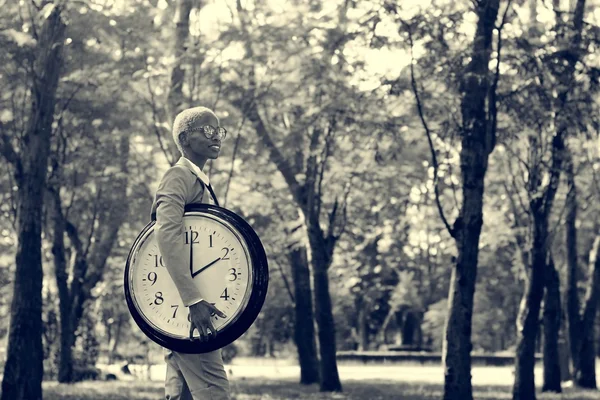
[172,106,218,154]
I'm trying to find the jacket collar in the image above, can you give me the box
[177,157,210,187]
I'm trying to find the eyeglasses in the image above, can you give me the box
[188,125,227,140]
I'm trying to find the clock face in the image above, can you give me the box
[128,212,253,340]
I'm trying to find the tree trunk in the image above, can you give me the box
[288,241,320,384]
[1,7,65,400]
[542,255,562,392]
[575,235,600,388]
[442,1,499,399]
[357,298,369,350]
[167,0,193,119]
[50,188,74,383]
[565,151,581,375]
[513,237,546,400]
[108,316,125,365]
[402,311,421,346]
[513,127,565,400]
[309,232,342,392]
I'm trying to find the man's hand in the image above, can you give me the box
[188,300,227,341]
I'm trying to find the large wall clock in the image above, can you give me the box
[124,203,269,353]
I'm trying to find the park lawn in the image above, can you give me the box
[41,378,600,400]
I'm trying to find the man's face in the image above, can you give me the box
[183,113,222,160]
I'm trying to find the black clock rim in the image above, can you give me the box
[124,203,269,353]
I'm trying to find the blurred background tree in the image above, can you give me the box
[0,1,599,400]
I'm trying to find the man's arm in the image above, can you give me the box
[154,167,204,307]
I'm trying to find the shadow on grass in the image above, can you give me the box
[29,378,600,400]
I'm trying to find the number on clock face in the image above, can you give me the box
[130,215,251,339]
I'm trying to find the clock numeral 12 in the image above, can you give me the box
[185,230,199,244]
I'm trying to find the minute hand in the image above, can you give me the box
[192,257,222,278]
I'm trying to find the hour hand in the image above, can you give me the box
[192,257,222,278]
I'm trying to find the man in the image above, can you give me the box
[150,106,230,400]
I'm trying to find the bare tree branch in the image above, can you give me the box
[222,113,247,208]
[403,21,454,238]
[487,0,512,153]
[316,115,337,221]
[0,126,22,178]
[145,75,175,166]
[274,258,295,305]
[83,186,102,259]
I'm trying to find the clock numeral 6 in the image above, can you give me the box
[154,292,164,305]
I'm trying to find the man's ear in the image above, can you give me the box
[179,132,188,146]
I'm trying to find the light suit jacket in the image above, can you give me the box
[150,157,214,307]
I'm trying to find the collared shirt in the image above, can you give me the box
[180,156,210,187]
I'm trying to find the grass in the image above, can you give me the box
[40,378,600,400]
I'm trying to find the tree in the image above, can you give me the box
[284,210,320,384]
[565,147,600,388]
[222,0,364,391]
[511,0,587,397]
[48,131,130,382]
[393,1,503,398]
[439,2,501,398]
[0,5,66,399]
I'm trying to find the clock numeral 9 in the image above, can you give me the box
[154,292,164,305]
[147,271,157,285]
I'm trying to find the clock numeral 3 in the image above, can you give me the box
[154,292,164,305]
[228,268,238,281]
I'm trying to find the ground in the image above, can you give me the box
[39,359,600,400]
[42,378,600,400]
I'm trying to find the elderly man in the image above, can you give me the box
[150,106,230,400]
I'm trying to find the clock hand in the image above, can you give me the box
[192,257,222,278]
[189,239,194,277]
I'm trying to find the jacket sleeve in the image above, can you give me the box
[154,167,204,307]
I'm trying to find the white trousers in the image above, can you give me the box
[164,350,230,400]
